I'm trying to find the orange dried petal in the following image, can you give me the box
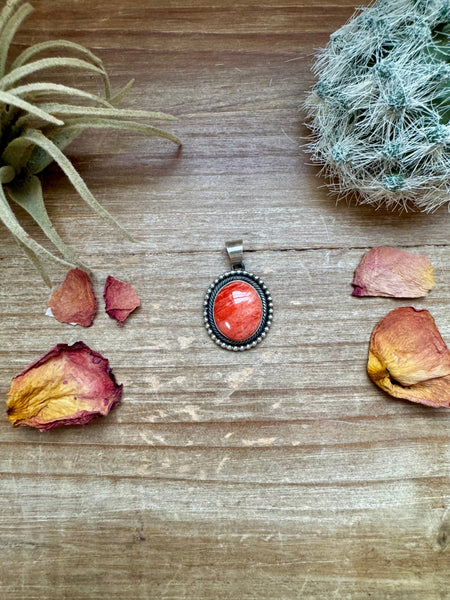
[352,247,434,298]
[7,342,122,430]
[48,268,97,327]
[104,275,140,325]
[368,307,450,407]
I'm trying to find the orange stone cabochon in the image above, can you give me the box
[213,281,263,342]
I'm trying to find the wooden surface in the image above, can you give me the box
[1,1,450,598]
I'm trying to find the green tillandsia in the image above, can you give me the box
[0,0,180,283]
[305,0,450,212]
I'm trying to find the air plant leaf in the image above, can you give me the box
[306,0,450,211]
[51,117,181,144]
[11,39,105,70]
[0,0,180,282]
[0,89,63,124]
[0,169,73,269]
[0,0,23,34]
[24,127,91,174]
[10,38,111,95]
[15,240,51,286]
[26,117,181,175]
[37,103,177,122]
[2,135,34,170]
[18,80,146,173]
[6,174,84,268]
[0,57,107,91]
[0,1,34,77]
[109,79,135,106]
[21,128,134,240]
[10,82,115,107]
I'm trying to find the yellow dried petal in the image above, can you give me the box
[7,342,122,430]
[368,307,450,407]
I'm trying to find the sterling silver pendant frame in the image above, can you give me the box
[203,241,273,351]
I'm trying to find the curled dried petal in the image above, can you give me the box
[48,268,97,327]
[104,275,140,325]
[368,307,450,408]
[7,342,122,430]
[352,247,434,298]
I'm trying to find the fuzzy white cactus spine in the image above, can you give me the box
[306,0,450,211]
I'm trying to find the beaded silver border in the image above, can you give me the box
[203,270,273,351]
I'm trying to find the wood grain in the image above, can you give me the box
[1,1,450,599]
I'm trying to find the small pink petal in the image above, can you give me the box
[48,268,97,327]
[7,341,122,430]
[104,276,140,325]
[352,247,434,298]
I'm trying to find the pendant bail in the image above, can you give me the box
[226,240,245,270]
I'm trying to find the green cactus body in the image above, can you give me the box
[306,0,450,211]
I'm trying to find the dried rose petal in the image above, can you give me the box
[7,342,122,430]
[104,275,140,325]
[368,307,450,407]
[48,268,97,327]
[352,247,434,298]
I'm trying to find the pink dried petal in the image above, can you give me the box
[368,307,450,408]
[7,341,122,430]
[104,276,140,325]
[352,247,434,298]
[48,268,97,327]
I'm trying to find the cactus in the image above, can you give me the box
[305,0,450,211]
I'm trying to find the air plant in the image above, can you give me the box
[305,0,450,212]
[0,0,180,284]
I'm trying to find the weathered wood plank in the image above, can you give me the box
[2,0,450,598]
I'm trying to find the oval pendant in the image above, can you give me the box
[204,241,273,351]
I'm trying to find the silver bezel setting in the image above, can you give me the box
[203,270,273,351]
